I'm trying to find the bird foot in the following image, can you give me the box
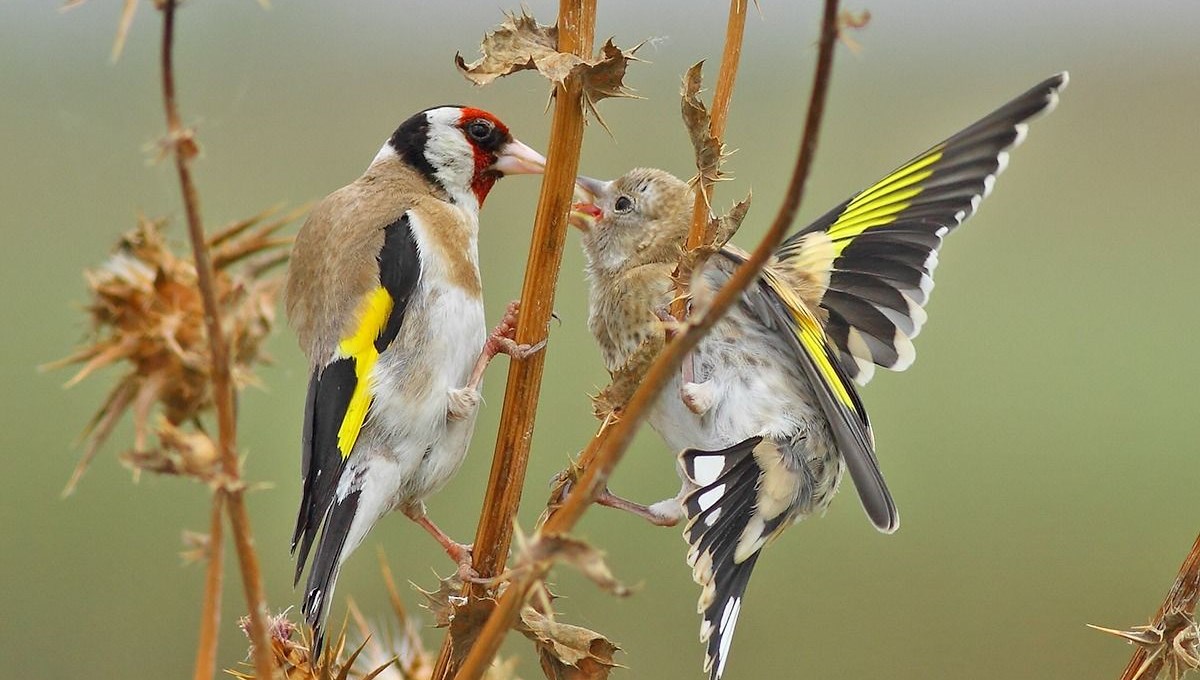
[461,301,547,396]
[654,306,685,340]
[408,511,484,581]
[444,542,486,584]
[596,487,682,527]
[681,380,715,416]
[446,386,482,421]
[485,300,546,360]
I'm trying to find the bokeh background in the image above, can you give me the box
[3,1,1198,678]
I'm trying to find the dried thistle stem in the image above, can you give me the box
[427,2,598,678]
[673,0,749,319]
[453,1,842,677]
[159,2,273,676]
[193,493,225,680]
[464,0,598,584]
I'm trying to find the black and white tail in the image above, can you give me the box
[681,437,783,680]
[301,489,360,655]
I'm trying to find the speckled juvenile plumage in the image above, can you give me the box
[572,74,1067,679]
[286,106,544,653]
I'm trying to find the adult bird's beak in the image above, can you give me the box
[491,139,547,175]
[569,175,610,231]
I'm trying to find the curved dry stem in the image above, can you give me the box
[451,1,842,677]
[159,2,273,676]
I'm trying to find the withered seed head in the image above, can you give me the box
[48,209,295,494]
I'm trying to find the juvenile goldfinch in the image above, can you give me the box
[285,105,545,650]
[571,74,1067,679]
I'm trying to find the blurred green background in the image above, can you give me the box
[3,1,1198,678]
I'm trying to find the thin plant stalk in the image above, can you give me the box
[159,1,273,675]
[674,0,749,319]
[452,1,842,677]
[193,493,225,680]
[427,0,597,677]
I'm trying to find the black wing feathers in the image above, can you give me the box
[291,358,356,583]
[375,215,421,353]
[777,73,1066,383]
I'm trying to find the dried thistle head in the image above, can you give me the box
[229,610,363,680]
[46,208,297,494]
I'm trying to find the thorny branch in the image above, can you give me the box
[159,1,273,676]
[1093,531,1200,680]
[451,0,844,677]
[428,1,598,678]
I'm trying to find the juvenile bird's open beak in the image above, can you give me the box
[491,139,547,175]
[569,175,610,232]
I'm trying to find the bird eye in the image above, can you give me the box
[467,119,493,142]
[614,195,633,213]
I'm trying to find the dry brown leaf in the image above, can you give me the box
[579,39,644,132]
[517,607,621,680]
[414,574,464,629]
[448,596,497,670]
[454,11,556,85]
[590,331,665,421]
[414,574,502,670]
[671,193,752,303]
[532,534,630,598]
[681,62,727,193]
[710,193,752,250]
[455,10,642,129]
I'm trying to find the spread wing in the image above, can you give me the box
[775,73,1067,384]
[291,214,421,580]
[713,250,898,533]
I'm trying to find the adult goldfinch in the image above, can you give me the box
[285,105,545,650]
[570,74,1066,679]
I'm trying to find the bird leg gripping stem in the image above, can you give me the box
[449,300,547,421]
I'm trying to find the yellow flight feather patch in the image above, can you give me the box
[827,147,943,255]
[335,287,394,458]
[761,269,856,411]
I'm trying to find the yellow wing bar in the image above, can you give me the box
[761,269,855,411]
[335,287,394,458]
[827,147,944,255]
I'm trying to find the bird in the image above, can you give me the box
[569,73,1067,679]
[284,105,545,651]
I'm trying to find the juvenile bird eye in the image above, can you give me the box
[614,195,633,213]
[467,120,493,141]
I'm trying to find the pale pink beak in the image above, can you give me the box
[491,139,547,175]
[569,176,610,231]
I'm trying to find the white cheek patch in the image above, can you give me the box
[423,107,478,207]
